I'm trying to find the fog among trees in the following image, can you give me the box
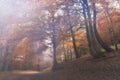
[0,0,120,80]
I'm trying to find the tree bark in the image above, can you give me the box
[1,46,9,71]
[81,0,105,58]
[62,40,67,61]
[51,17,57,71]
[92,1,113,52]
[65,4,80,58]
[70,25,80,58]
[82,1,95,56]
[82,0,100,55]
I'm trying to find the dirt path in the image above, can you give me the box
[0,71,39,80]
[1,66,120,80]
[1,51,120,80]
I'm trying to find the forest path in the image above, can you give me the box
[0,71,41,80]
[0,51,120,80]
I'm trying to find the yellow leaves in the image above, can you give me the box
[75,32,86,40]
[64,28,88,50]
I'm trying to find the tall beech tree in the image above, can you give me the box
[81,0,108,57]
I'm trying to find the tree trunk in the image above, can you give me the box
[1,46,9,71]
[83,0,99,54]
[70,25,80,58]
[92,1,113,52]
[82,1,94,56]
[86,0,100,52]
[81,0,105,58]
[52,17,57,71]
[62,40,67,61]
[66,5,80,58]
[37,55,40,71]
[52,25,57,66]
[69,47,73,60]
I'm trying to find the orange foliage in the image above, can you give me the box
[11,38,32,69]
[98,10,120,44]
[65,28,89,55]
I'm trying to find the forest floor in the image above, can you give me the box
[0,50,120,80]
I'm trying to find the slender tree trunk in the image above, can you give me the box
[86,0,100,52]
[92,1,113,52]
[52,25,57,66]
[82,0,100,56]
[66,46,69,60]
[82,1,94,55]
[70,25,80,58]
[37,55,40,71]
[62,40,67,61]
[81,0,105,58]
[1,46,9,71]
[0,47,3,71]
[66,5,80,58]
[69,47,72,60]
[51,17,57,71]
